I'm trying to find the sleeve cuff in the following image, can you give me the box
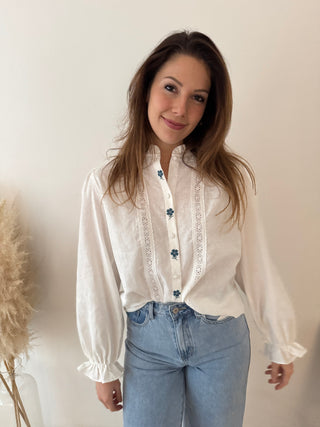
[77,361,124,383]
[264,341,307,364]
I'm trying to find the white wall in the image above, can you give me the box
[1,1,319,426]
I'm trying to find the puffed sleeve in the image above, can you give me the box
[76,169,124,383]
[235,179,307,364]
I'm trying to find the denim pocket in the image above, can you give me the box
[200,314,234,325]
[126,303,150,326]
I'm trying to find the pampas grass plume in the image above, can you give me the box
[0,199,34,363]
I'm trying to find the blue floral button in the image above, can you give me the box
[166,208,174,219]
[171,249,179,259]
[157,170,164,179]
[173,290,181,298]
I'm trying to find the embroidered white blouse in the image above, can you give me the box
[76,144,306,383]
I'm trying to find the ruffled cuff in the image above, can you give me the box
[77,361,124,383]
[264,341,307,364]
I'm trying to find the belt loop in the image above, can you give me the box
[148,301,154,320]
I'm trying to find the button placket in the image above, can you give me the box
[154,162,182,300]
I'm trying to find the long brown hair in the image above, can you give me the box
[105,30,255,227]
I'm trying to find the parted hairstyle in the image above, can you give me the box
[105,30,255,227]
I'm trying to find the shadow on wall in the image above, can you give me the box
[298,325,320,427]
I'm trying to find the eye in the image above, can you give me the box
[193,94,206,104]
[164,84,176,93]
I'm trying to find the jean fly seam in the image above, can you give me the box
[182,315,194,360]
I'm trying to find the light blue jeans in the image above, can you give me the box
[123,302,250,427]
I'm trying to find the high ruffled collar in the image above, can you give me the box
[106,143,195,165]
[146,144,195,163]
[146,144,185,156]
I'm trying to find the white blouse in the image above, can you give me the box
[76,144,306,383]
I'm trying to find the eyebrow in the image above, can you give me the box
[164,76,209,94]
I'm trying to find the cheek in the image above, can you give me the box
[190,106,206,125]
[149,90,171,115]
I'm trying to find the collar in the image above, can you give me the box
[146,144,195,163]
[106,143,195,165]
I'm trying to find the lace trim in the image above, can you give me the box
[191,172,207,283]
[137,185,161,296]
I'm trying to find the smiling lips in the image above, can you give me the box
[162,116,186,130]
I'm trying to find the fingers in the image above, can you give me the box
[109,388,123,412]
[264,362,294,390]
[112,381,123,411]
[271,363,280,385]
[96,380,123,412]
[276,363,294,390]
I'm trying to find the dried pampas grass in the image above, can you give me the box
[0,199,34,361]
[0,199,35,426]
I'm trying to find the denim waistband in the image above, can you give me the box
[140,301,237,322]
[144,301,198,320]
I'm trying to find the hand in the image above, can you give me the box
[265,362,294,390]
[96,379,123,411]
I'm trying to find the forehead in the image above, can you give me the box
[154,54,211,88]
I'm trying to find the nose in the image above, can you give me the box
[172,96,187,117]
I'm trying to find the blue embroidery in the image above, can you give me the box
[173,290,181,298]
[171,249,179,259]
[157,170,164,180]
[166,208,174,219]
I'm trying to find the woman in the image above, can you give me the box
[76,31,306,426]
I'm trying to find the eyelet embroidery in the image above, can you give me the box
[137,185,161,298]
[191,172,206,283]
